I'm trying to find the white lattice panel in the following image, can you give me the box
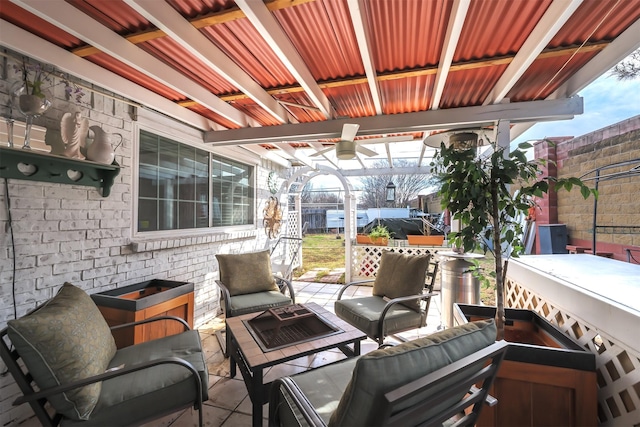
[506,277,640,426]
[351,245,437,279]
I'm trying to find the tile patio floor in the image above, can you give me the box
[20,281,443,427]
[152,281,444,427]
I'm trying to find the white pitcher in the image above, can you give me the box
[87,126,123,165]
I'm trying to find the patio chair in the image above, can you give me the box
[0,283,208,427]
[334,250,437,346]
[269,319,507,427]
[216,249,295,356]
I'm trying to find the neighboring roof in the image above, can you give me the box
[1,0,639,172]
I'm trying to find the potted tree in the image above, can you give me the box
[431,136,598,426]
[431,137,595,338]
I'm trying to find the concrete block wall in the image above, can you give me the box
[535,115,640,260]
[0,53,282,426]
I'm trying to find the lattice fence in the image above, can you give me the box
[506,277,640,426]
[351,245,437,279]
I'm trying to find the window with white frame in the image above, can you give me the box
[137,130,254,232]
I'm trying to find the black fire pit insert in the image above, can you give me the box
[244,304,342,352]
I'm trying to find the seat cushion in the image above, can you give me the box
[61,330,209,426]
[334,296,423,339]
[279,357,359,426]
[328,319,496,427]
[7,283,117,421]
[372,251,431,311]
[216,250,279,296]
[228,290,292,317]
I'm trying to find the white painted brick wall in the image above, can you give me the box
[0,54,283,427]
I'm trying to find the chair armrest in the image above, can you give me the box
[215,280,232,314]
[269,377,326,427]
[377,292,439,341]
[14,356,203,407]
[336,279,375,300]
[274,276,296,304]
[109,315,190,332]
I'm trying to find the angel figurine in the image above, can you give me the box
[61,111,88,159]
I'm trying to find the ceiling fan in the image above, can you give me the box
[309,123,378,160]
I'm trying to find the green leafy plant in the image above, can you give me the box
[431,136,596,338]
[368,224,392,239]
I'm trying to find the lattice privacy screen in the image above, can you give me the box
[506,277,640,426]
[351,245,437,279]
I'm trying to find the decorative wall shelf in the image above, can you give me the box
[0,146,121,196]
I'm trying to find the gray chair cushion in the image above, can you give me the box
[328,319,496,427]
[279,358,359,426]
[216,250,279,296]
[61,330,208,426]
[7,283,117,421]
[228,290,292,317]
[372,251,431,311]
[334,296,423,339]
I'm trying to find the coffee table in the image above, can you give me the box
[226,302,367,427]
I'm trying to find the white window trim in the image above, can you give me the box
[131,113,261,242]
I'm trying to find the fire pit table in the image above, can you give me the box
[226,302,367,427]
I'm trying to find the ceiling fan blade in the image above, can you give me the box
[341,123,360,142]
[356,145,378,157]
[309,146,334,157]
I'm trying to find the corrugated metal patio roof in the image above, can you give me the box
[1,0,639,171]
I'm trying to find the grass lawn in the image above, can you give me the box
[293,233,346,282]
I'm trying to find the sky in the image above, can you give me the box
[512,71,640,145]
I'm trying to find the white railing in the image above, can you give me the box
[506,254,640,426]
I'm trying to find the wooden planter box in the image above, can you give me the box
[356,234,388,246]
[407,235,444,246]
[91,279,194,348]
[454,303,597,427]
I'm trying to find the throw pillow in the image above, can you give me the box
[7,283,117,421]
[216,250,278,296]
[372,250,431,311]
[328,319,497,427]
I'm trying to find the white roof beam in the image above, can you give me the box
[205,96,583,145]
[123,0,290,124]
[430,0,470,110]
[510,16,640,142]
[348,0,383,115]
[340,166,433,176]
[235,0,336,119]
[274,143,317,169]
[11,0,252,127]
[417,138,429,167]
[385,142,393,168]
[241,145,291,168]
[0,20,216,131]
[484,0,583,105]
[555,15,640,98]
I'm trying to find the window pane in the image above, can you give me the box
[138,165,158,198]
[159,199,177,230]
[137,131,254,232]
[211,155,254,227]
[138,199,157,232]
[179,202,195,229]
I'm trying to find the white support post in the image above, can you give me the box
[295,193,303,270]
